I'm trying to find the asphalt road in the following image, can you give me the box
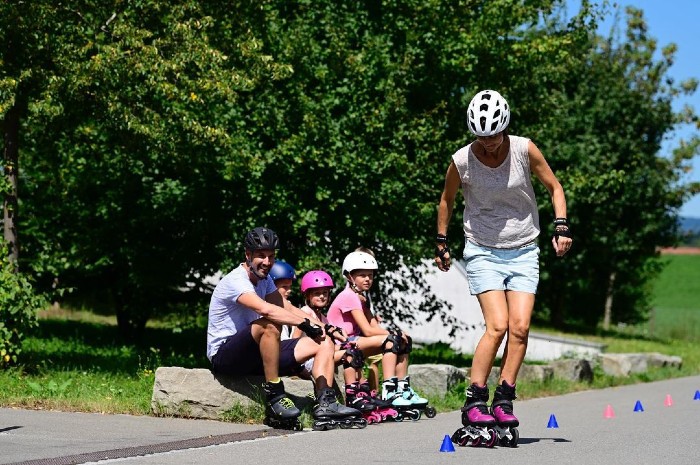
[2,375,699,465]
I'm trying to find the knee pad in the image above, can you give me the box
[341,345,365,370]
[382,332,403,355]
[403,335,412,354]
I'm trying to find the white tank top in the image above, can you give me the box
[452,135,540,248]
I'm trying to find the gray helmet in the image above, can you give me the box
[243,227,279,251]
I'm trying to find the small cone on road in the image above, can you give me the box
[604,404,615,419]
[440,434,455,452]
[633,400,644,412]
[547,414,559,428]
[694,390,700,401]
[664,394,674,407]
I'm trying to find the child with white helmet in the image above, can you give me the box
[326,250,436,421]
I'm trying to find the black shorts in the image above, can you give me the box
[211,324,303,376]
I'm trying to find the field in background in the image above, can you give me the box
[647,253,700,341]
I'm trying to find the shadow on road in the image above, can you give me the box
[519,437,572,444]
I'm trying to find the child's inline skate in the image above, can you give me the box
[262,380,302,431]
[398,376,437,418]
[359,381,398,421]
[382,377,421,421]
[490,380,520,447]
[345,382,382,424]
[313,387,367,430]
[451,383,497,447]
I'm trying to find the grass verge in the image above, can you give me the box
[1,312,699,426]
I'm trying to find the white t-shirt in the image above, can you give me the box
[206,264,277,361]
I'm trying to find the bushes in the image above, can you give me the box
[0,250,46,368]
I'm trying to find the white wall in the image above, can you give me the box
[397,260,604,362]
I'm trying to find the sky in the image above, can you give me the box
[568,0,700,218]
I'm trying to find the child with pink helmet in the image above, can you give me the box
[292,269,388,424]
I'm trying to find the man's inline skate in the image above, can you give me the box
[345,382,383,424]
[359,381,398,421]
[262,380,302,431]
[382,377,422,421]
[490,380,520,447]
[313,387,367,430]
[398,376,437,418]
[451,383,498,448]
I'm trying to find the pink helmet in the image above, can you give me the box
[300,270,334,293]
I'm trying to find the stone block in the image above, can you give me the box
[151,367,315,420]
[407,364,467,396]
[550,359,594,382]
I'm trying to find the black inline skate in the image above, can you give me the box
[490,380,520,447]
[346,382,383,424]
[451,383,497,448]
[262,380,302,431]
[312,387,367,430]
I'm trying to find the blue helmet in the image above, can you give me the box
[269,260,296,282]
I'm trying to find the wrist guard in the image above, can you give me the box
[435,244,451,266]
[298,318,323,338]
[324,324,343,342]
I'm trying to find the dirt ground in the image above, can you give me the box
[659,246,700,255]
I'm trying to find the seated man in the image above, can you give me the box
[206,227,361,430]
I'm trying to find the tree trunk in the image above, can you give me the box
[2,104,20,267]
[602,271,616,331]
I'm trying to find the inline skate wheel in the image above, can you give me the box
[425,406,437,418]
[501,427,519,447]
[485,428,498,448]
[451,428,470,447]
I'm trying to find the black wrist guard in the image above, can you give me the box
[298,318,323,338]
[436,233,448,244]
[435,244,451,266]
[324,324,343,342]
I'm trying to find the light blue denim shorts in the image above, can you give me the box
[463,240,540,295]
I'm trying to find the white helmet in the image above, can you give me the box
[467,90,510,137]
[342,251,378,275]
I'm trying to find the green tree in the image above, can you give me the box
[201,0,596,327]
[0,242,46,367]
[2,1,290,337]
[534,6,699,330]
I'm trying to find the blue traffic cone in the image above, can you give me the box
[440,434,455,452]
[694,390,700,401]
[634,400,644,412]
[547,414,559,428]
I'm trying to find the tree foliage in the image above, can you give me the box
[0,242,45,368]
[534,6,699,329]
[2,1,698,342]
[3,1,291,337]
